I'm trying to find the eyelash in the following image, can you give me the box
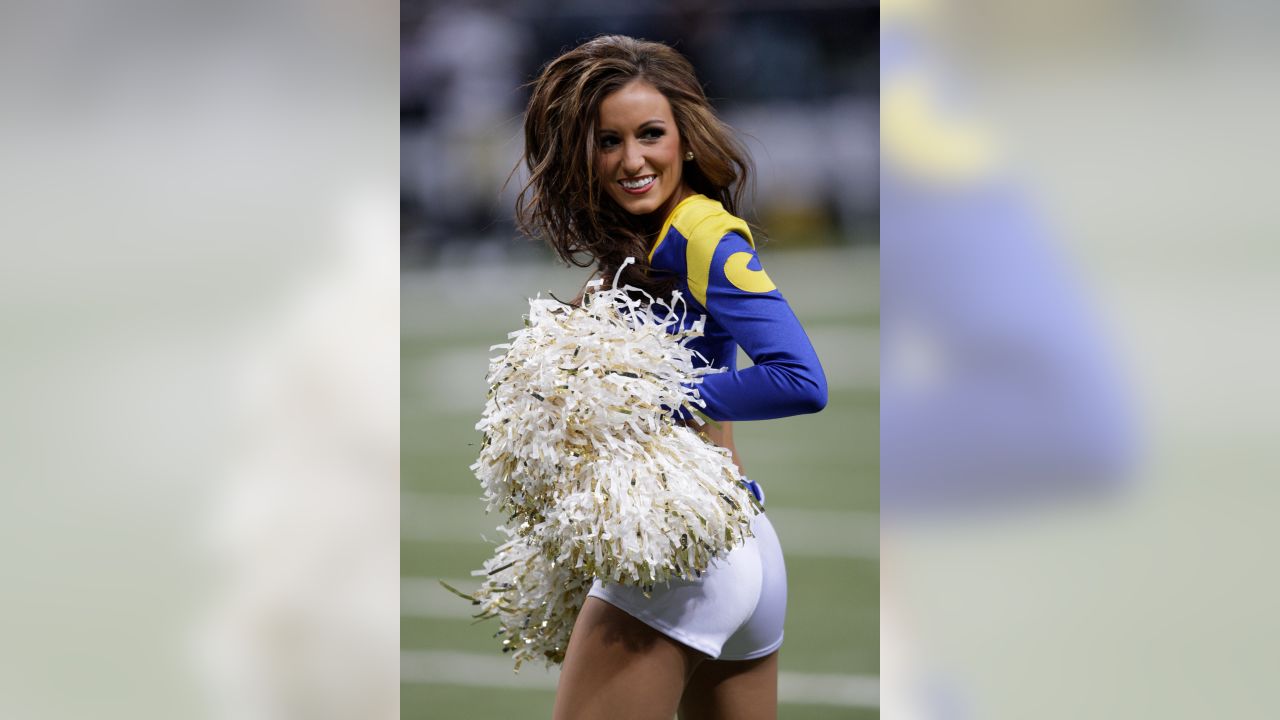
[599,128,665,149]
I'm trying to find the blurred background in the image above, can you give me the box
[881,0,1280,718]
[400,1,880,718]
[0,1,398,719]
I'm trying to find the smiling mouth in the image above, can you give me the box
[619,176,656,193]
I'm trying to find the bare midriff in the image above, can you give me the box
[683,419,744,475]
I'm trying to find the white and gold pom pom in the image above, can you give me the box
[444,258,761,670]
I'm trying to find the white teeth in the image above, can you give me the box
[621,176,655,189]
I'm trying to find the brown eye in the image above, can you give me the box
[598,135,619,149]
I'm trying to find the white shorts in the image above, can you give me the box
[586,511,787,660]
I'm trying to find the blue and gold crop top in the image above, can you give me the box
[649,194,827,421]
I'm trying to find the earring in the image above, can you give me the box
[684,151,694,161]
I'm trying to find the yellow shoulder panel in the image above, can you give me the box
[654,194,755,307]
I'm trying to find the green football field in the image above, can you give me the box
[402,246,879,718]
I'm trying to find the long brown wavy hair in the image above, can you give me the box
[514,35,753,297]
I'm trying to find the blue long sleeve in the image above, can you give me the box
[692,233,827,421]
[647,194,827,422]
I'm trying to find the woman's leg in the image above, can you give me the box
[553,597,704,720]
[677,651,779,720]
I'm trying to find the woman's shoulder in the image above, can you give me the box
[650,194,753,265]
[649,194,759,308]
[656,194,753,252]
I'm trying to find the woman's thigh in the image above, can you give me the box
[677,651,779,720]
[553,597,704,720]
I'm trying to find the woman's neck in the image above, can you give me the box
[649,185,695,232]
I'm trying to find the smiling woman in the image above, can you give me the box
[503,35,829,720]
[594,80,691,219]
[516,35,753,298]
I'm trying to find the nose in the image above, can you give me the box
[621,139,645,175]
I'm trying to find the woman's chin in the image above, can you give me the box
[616,198,658,216]
[609,187,668,216]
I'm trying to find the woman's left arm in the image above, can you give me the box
[694,233,828,421]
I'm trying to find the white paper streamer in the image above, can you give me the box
[449,259,761,670]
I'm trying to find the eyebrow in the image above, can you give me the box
[598,119,667,134]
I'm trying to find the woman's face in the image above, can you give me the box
[595,79,691,220]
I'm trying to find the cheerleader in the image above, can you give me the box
[514,36,827,720]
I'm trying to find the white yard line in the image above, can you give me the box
[400,650,879,708]
[401,492,502,543]
[402,577,482,619]
[402,492,879,560]
[779,671,881,709]
[402,650,558,691]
